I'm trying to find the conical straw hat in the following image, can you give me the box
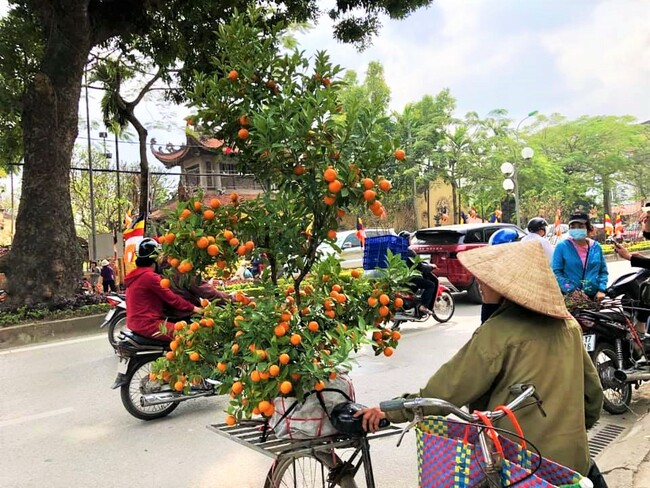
[457,240,571,319]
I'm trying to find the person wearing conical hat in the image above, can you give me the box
[355,240,604,482]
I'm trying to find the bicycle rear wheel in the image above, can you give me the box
[264,451,357,488]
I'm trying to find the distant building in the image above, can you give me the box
[0,209,15,246]
[150,133,262,199]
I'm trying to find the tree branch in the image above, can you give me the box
[127,68,163,108]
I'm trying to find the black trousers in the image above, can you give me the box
[588,459,608,488]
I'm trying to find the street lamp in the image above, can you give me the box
[500,162,519,227]
[99,131,112,159]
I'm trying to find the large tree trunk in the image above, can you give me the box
[128,114,149,217]
[6,7,91,305]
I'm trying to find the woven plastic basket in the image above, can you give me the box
[362,235,409,270]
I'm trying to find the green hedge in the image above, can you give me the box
[0,303,110,327]
[601,240,650,255]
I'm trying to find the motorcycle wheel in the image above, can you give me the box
[120,357,178,421]
[592,343,632,415]
[108,311,128,349]
[432,291,455,323]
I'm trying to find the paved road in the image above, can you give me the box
[0,259,645,488]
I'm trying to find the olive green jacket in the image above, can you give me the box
[386,301,603,475]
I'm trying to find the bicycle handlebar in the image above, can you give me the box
[379,384,537,423]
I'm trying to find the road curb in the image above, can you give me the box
[597,411,650,488]
[0,313,105,350]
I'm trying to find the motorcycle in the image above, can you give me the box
[391,278,457,330]
[574,269,650,414]
[111,330,218,420]
[100,293,128,349]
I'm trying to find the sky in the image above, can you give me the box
[0,0,649,173]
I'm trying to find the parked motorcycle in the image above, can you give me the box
[574,269,650,414]
[392,279,457,330]
[111,330,218,420]
[100,293,127,349]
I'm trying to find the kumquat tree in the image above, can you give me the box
[151,7,416,425]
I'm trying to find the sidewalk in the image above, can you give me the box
[596,389,650,488]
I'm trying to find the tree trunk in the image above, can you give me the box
[6,11,91,305]
[127,112,149,217]
[602,177,612,220]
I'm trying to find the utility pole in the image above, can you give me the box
[84,72,98,261]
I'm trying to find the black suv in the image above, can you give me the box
[410,223,526,303]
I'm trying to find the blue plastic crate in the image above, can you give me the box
[363,235,409,270]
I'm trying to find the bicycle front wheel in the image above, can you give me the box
[264,452,357,488]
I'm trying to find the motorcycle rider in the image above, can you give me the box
[125,238,202,341]
[521,217,554,261]
[399,231,437,315]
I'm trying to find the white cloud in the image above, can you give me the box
[542,0,650,118]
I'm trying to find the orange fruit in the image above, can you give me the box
[336,294,346,304]
[378,305,389,317]
[174,381,184,392]
[394,297,404,308]
[379,294,390,306]
[323,167,337,182]
[394,149,406,160]
[180,209,192,220]
[327,229,337,240]
[149,372,156,381]
[189,352,200,362]
[279,381,293,395]
[367,296,378,307]
[165,351,175,360]
[231,344,240,354]
[258,400,272,414]
[314,380,325,392]
[196,236,209,249]
[252,407,261,415]
[269,365,280,377]
[323,299,334,310]
[279,353,290,365]
[328,179,343,193]
[203,209,215,220]
[363,189,377,201]
[323,195,336,206]
[169,258,180,268]
[223,230,234,240]
[259,371,270,381]
[293,164,305,176]
[170,340,179,351]
[238,128,249,140]
[379,179,392,192]
[308,321,319,332]
[322,274,330,283]
[217,362,227,373]
[190,322,200,332]
[229,237,240,247]
[216,260,227,269]
[274,325,286,337]
[239,115,250,126]
[324,310,336,319]
[329,371,337,381]
[204,318,215,328]
[361,178,374,190]
[230,193,238,202]
[210,198,221,209]
[256,350,268,361]
[245,240,255,251]
[194,201,203,211]
[231,381,243,395]
[290,334,302,346]
[225,415,237,426]
[336,208,346,218]
[392,331,401,341]
[384,347,394,357]
[164,233,176,244]
[372,331,382,342]
[160,278,171,289]
[174,320,187,330]
[207,244,219,256]
[331,284,342,292]
[227,70,238,81]
[279,321,290,332]
[351,269,361,279]
[250,370,261,383]
[237,245,247,256]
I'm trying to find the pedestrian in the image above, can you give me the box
[89,261,100,291]
[639,202,650,240]
[521,217,554,261]
[100,259,117,293]
[552,212,608,300]
[355,240,604,484]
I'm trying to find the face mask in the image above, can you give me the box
[569,228,587,240]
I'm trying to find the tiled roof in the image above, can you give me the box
[150,134,229,168]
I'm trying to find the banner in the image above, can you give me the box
[123,213,146,275]
[356,217,366,247]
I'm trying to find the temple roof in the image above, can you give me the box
[150,134,231,168]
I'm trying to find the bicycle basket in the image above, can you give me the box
[416,416,586,488]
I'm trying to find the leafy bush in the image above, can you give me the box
[601,240,650,255]
[0,293,109,327]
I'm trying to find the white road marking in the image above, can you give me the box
[0,333,106,356]
[0,407,75,428]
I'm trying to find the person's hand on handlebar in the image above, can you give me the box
[353,406,386,433]
[613,241,632,260]
[193,306,204,315]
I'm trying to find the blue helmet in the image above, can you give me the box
[488,228,519,246]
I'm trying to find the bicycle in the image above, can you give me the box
[209,384,541,487]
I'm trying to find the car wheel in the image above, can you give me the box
[466,280,482,304]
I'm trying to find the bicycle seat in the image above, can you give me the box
[120,330,170,347]
[330,402,389,436]
[580,309,627,323]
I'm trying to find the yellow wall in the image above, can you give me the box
[416,179,454,229]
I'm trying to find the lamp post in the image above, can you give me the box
[500,147,534,228]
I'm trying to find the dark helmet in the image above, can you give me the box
[137,238,161,259]
[527,217,548,233]
[398,231,411,240]
[488,228,519,246]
